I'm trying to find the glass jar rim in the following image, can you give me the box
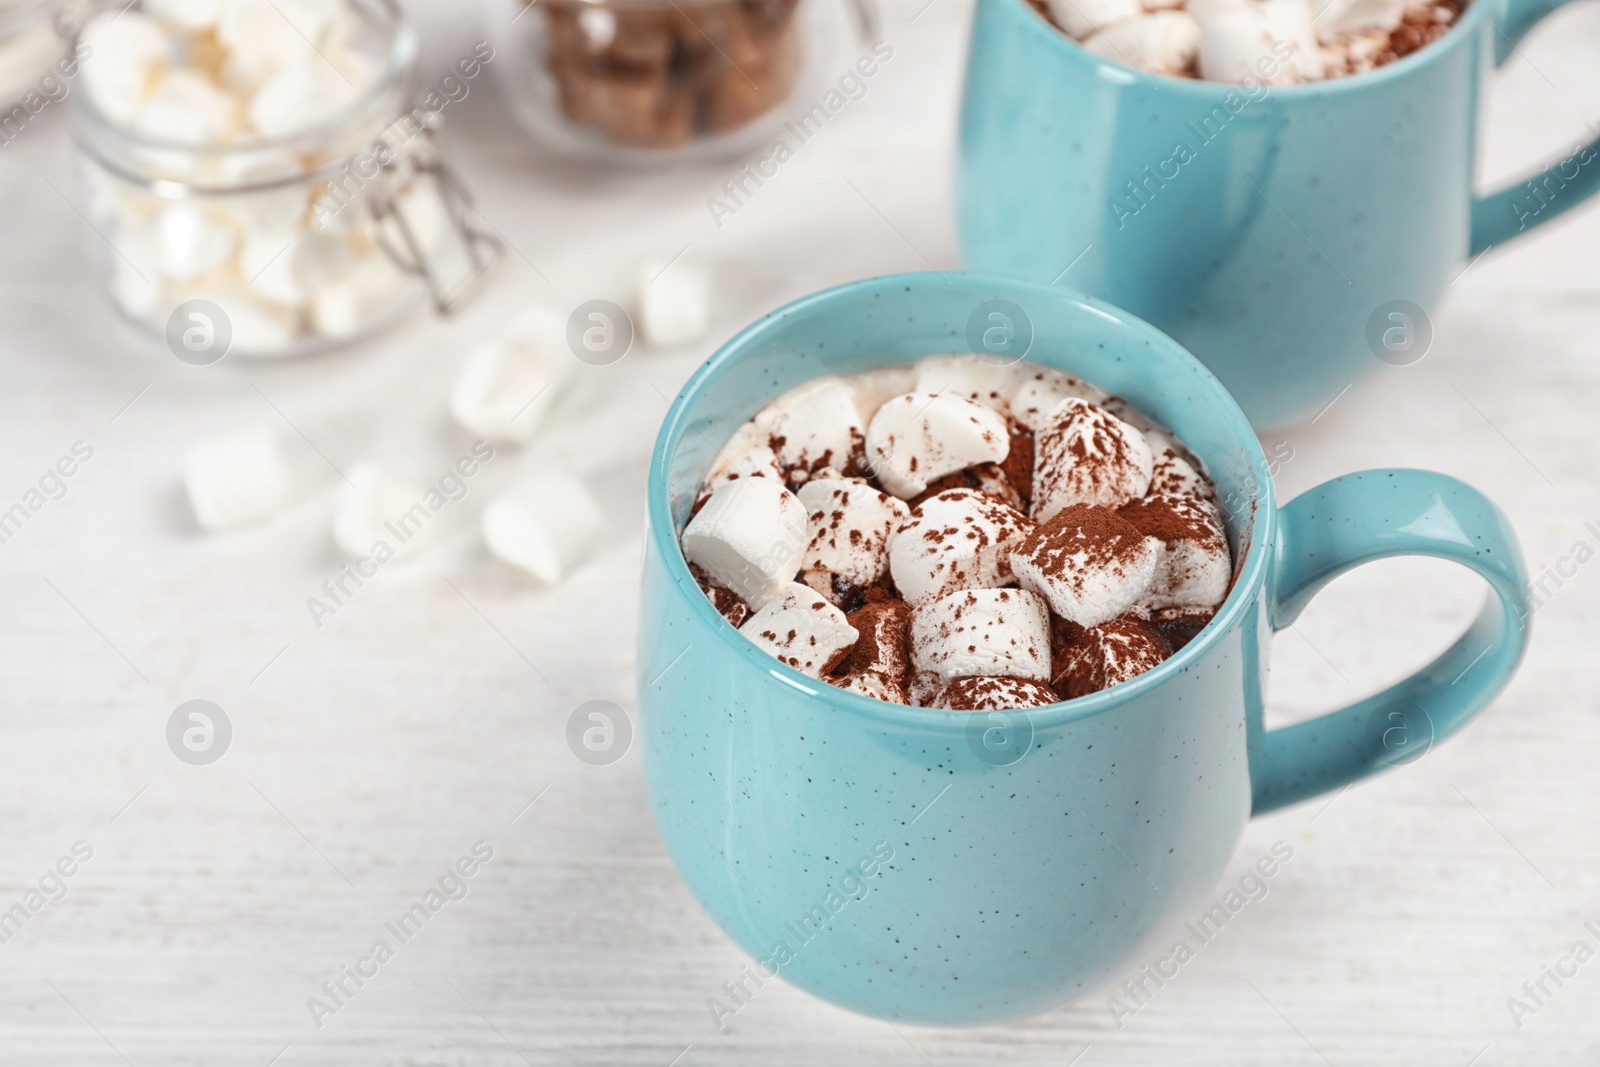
[68,0,418,160]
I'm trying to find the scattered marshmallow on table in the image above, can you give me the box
[865,392,1010,499]
[796,475,911,590]
[183,430,291,531]
[449,307,575,444]
[681,476,808,608]
[888,488,1034,603]
[752,376,865,473]
[334,462,428,558]
[911,587,1052,683]
[1010,505,1161,627]
[482,473,605,583]
[1031,397,1154,520]
[638,256,713,348]
[1083,11,1202,74]
[739,583,859,679]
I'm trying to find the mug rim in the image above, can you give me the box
[646,271,1276,733]
[996,0,1485,97]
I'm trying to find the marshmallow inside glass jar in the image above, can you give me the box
[679,354,1237,712]
[487,0,872,164]
[70,0,497,356]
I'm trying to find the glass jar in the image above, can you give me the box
[69,0,498,358]
[488,0,876,165]
[0,0,69,111]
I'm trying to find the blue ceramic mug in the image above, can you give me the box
[638,273,1530,1025]
[957,0,1600,428]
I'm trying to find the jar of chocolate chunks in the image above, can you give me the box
[490,0,875,163]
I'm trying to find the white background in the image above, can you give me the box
[1,0,1598,1062]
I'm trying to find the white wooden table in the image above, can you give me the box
[2,0,1599,1063]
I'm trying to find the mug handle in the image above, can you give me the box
[1469,0,1600,253]
[1250,470,1532,815]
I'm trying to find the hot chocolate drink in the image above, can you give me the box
[1023,0,1465,84]
[679,356,1236,712]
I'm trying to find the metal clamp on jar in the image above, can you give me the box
[69,0,499,357]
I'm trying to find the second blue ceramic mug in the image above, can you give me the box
[638,273,1531,1025]
[957,0,1600,428]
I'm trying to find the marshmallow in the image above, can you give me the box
[1119,493,1232,612]
[311,252,413,337]
[911,587,1052,683]
[833,601,912,687]
[933,676,1060,711]
[681,476,808,608]
[156,206,237,280]
[108,226,167,319]
[846,364,919,423]
[80,12,169,124]
[1009,366,1112,432]
[1146,439,1216,503]
[1084,11,1202,74]
[912,354,1015,413]
[639,256,713,348]
[797,476,912,589]
[699,580,752,628]
[704,437,783,493]
[739,582,859,678]
[1311,0,1405,41]
[198,283,298,351]
[1031,397,1153,520]
[449,307,575,444]
[183,430,291,531]
[145,0,227,31]
[1010,505,1161,627]
[482,473,605,583]
[888,488,1034,603]
[1193,0,1326,83]
[213,150,309,232]
[134,70,241,143]
[1046,0,1141,37]
[1054,618,1170,698]
[249,59,361,138]
[218,0,332,70]
[241,227,352,306]
[334,462,430,558]
[865,392,1010,499]
[752,376,865,474]
[840,671,909,704]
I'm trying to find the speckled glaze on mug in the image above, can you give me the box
[638,273,1531,1025]
[957,0,1600,428]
